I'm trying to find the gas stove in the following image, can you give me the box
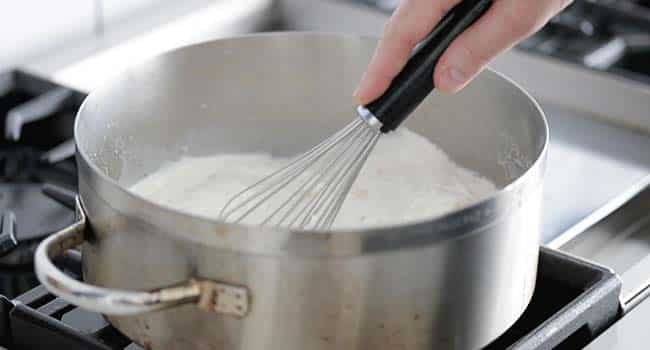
[0,71,622,350]
[1,0,649,348]
[0,68,638,349]
[0,70,626,350]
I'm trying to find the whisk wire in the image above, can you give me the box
[219,119,361,221]
[303,127,378,229]
[294,126,372,229]
[219,118,375,229]
[272,123,368,228]
[319,129,380,229]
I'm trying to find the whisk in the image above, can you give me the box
[219,0,492,230]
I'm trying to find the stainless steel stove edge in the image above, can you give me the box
[550,174,650,312]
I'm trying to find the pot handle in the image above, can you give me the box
[34,197,250,317]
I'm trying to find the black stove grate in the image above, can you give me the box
[0,70,84,296]
[520,0,650,84]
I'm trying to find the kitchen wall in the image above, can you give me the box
[0,0,187,71]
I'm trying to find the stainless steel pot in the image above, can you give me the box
[35,33,548,350]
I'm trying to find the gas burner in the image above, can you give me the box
[0,143,77,266]
[0,183,76,265]
[0,142,77,266]
[0,145,40,182]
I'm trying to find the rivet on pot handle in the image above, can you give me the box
[34,196,250,317]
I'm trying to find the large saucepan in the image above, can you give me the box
[35,33,547,350]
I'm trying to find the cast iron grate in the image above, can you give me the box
[0,70,84,296]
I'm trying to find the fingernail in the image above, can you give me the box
[447,67,466,85]
[437,67,466,93]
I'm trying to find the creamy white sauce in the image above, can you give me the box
[129,128,496,230]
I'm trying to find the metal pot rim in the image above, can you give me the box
[74,32,549,255]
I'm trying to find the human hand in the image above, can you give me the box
[354,0,572,104]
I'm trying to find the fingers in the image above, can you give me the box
[434,0,573,93]
[354,0,461,105]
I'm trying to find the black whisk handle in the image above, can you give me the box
[366,0,493,133]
